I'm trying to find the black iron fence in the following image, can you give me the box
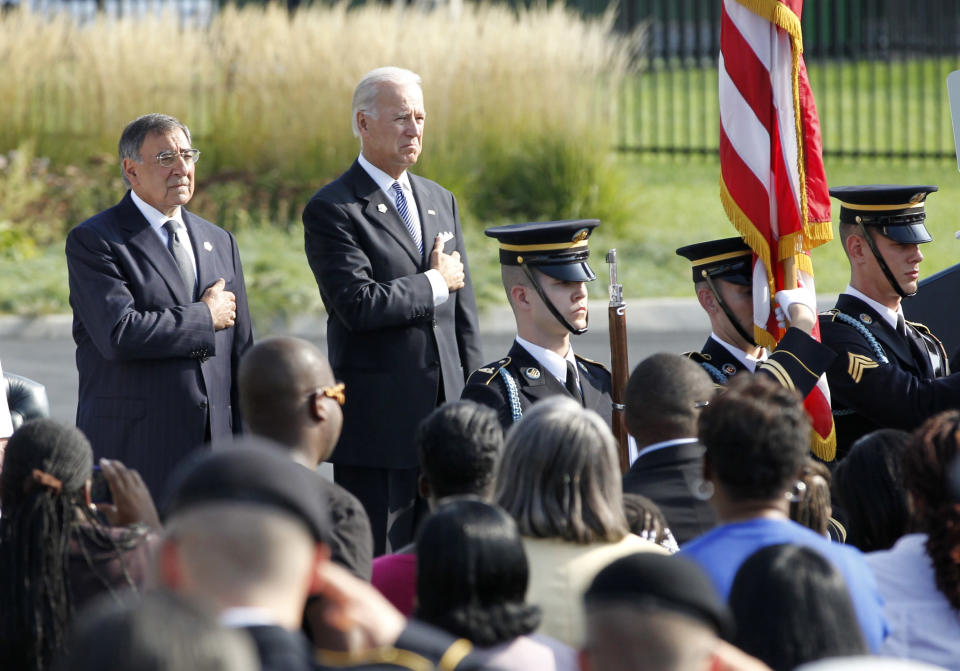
[612,0,960,159]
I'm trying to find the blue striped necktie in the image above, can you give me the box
[392,181,423,255]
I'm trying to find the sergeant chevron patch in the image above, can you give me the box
[847,353,879,383]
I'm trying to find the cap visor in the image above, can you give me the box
[536,261,597,282]
[883,223,932,244]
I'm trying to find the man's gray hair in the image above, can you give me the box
[118,113,191,187]
[495,397,628,544]
[351,66,422,138]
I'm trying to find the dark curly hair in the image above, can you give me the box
[902,410,960,610]
[416,401,503,501]
[698,374,810,502]
[0,419,143,671]
[414,498,541,647]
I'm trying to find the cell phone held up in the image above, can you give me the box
[90,464,113,504]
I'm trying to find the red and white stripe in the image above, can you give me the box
[719,0,836,459]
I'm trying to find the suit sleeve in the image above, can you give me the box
[820,316,960,429]
[303,195,435,333]
[228,230,255,433]
[448,193,483,377]
[757,327,836,398]
[65,224,216,362]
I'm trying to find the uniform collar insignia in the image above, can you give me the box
[722,363,737,376]
[523,367,541,380]
[859,313,873,324]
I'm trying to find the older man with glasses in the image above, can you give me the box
[65,113,253,499]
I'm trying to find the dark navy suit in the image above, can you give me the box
[820,293,954,459]
[461,340,612,430]
[685,328,835,397]
[303,160,482,552]
[66,191,253,498]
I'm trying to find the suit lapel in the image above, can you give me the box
[183,210,212,298]
[410,175,442,258]
[345,161,423,267]
[509,341,578,403]
[577,357,604,411]
[701,337,747,378]
[837,295,918,371]
[117,193,192,305]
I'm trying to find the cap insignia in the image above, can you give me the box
[524,367,541,380]
[859,313,873,325]
[572,228,589,243]
[722,363,737,376]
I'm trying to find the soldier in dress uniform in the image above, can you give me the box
[461,219,612,430]
[675,237,835,396]
[819,185,958,459]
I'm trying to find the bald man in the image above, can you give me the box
[238,337,373,581]
[622,353,717,544]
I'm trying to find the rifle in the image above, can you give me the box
[606,249,630,473]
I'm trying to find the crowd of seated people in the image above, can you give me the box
[4,345,960,671]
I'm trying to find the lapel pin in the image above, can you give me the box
[427,209,436,216]
[377,203,388,214]
[203,241,213,251]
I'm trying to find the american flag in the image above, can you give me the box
[718,0,836,460]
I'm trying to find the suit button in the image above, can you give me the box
[199,400,208,410]
[432,319,438,327]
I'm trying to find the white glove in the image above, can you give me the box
[774,288,817,328]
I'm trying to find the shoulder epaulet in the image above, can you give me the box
[905,319,932,335]
[682,350,711,363]
[465,357,511,386]
[574,353,611,372]
[820,308,840,321]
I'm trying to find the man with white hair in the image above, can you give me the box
[302,67,482,554]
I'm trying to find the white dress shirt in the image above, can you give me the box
[866,534,960,669]
[709,332,767,372]
[357,153,448,306]
[130,189,198,281]
[515,336,579,389]
[844,284,902,331]
[0,359,14,439]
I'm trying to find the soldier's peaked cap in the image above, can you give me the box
[485,219,599,282]
[830,184,937,244]
[675,237,752,286]
[585,552,734,638]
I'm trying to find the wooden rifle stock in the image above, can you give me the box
[606,249,630,473]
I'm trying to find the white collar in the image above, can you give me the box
[635,437,698,461]
[844,284,902,331]
[130,189,184,234]
[708,333,767,373]
[358,153,410,194]
[515,336,576,383]
[219,607,278,628]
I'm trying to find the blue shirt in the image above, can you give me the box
[680,517,888,652]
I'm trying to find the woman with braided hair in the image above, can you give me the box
[866,409,960,669]
[0,419,159,671]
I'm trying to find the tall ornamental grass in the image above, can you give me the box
[0,2,635,237]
